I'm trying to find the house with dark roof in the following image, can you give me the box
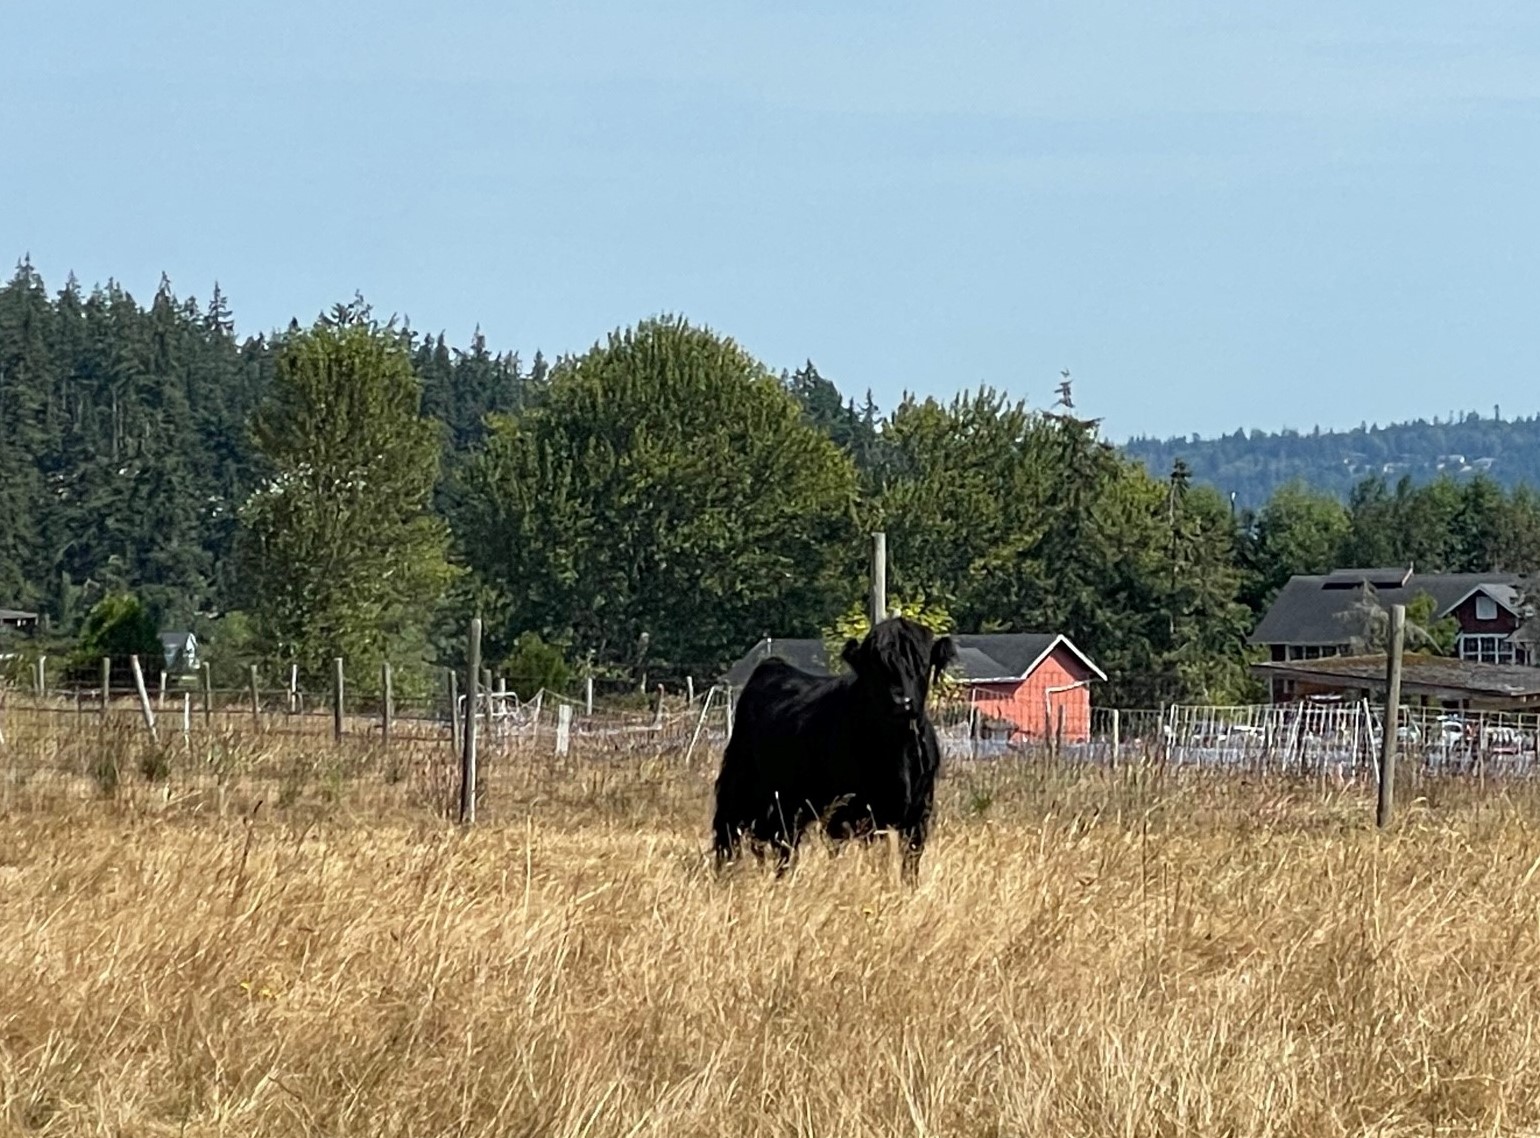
[721,632,1106,743]
[1250,566,1533,701]
[1251,652,1540,712]
[0,608,39,634]
[159,630,199,674]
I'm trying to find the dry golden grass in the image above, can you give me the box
[4,750,1540,1136]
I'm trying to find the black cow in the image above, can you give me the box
[712,616,957,881]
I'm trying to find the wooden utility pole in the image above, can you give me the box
[460,618,482,825]
[332,657,345,743]
[448,669,462,754]
[1377,604,1406,829]
[100,657,111,721]
[870,531,888,627]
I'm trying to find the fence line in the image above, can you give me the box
[6,669,1540,790]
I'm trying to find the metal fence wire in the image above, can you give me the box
[3,677,1538,803]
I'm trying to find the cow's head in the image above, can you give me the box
[842,616,957,722]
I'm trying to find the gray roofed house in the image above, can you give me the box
[159,630,200,673]
[721,630,1107,743]
[0,607,39,634]
[721,632,1104,688]
[1250,566,1535,700]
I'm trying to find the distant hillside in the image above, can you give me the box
[1121,412,1540,505]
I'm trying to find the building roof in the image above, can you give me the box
[1249,569,1524,647]
[1251,653,1540,706]
[721,632,1105,687]
[0,608,38,622]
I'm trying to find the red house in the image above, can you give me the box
[721,632,1106,743]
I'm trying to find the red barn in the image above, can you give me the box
[722,632,1106,743]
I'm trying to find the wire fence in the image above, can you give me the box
[3,673,1538,819]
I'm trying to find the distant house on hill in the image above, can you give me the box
[159,630,199,674]
[1,608,39,635]
[1250,566,1533,700]
[721,632,1106,743]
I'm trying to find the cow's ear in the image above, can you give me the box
[930,636,958,679]
[841,637,862,672]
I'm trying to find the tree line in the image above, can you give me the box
[4,261,1540,707]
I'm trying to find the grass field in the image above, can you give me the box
[4,747,1540,1136]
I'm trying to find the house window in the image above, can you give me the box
[1459,634,1515,664]
[1476,596,1498,621]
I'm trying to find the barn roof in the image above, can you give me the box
[720,632,1105,687]
[1251,653,1540,706]
[1249,569,1524,647]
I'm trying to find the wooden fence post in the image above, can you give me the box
[129,654,158,743]
[481,668,493,732]
[36,655,46,698]
[1111,708,1121,771]
[585,675,594,717]
[448,669,462,754]
[201,662,213,733]
[332,657,345,743]
[686,676,695,705]
[652,684,665,729]
[248,665,261,732]
[289,664,299,715]
[461,619,482,825]
[157,670,167,711]
[100,657,111,721]
[381,661,393,748]
[1377,604,1406,829]
[556,703,572,757]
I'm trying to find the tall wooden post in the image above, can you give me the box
[201,662,213,733]
[448,669,462,753]
[157,671,167,711]
[332,657,345,743]
[248,666,261,732]
[556,703,572,758]
[381,661,393,748]
[1110,708,1121,770]
[129,654,158,743]
[652,684,665,729]
[461,619,482,825]
[36,655,46,698]
[870,531,887,627]
[585,675,594,717]
[100,657,112,721]
[1377,604,1406,829]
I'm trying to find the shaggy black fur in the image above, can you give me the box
[711,616,957,881]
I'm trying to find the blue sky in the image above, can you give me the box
[6,2,1539,440]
